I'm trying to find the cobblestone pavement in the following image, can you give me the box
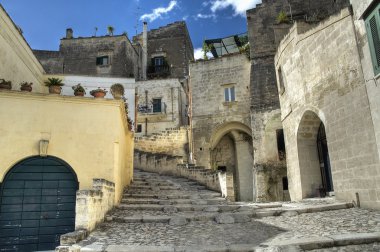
[75,170,380,251]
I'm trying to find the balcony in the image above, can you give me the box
[138,102,167,114]
[147,65,171,79]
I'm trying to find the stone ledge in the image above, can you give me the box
[60,230,88,246]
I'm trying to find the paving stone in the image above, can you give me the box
[280,211,298,217]
[215,214,235,224]
[169,216,188,226]
[203,206,219,212]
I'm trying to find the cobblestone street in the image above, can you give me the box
[69,170,380,252]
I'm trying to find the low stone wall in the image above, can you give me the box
[135,127,189,161]
[75,178,115,232]
[134,151,222,193]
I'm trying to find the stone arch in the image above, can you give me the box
[210,121,252,149]
[297,110,333,198]
[210,122,254,201]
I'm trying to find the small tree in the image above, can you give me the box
[202,41,214,60]
[94,27,98,36]
[107,25,115,36]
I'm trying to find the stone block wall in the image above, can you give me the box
[275,8,380,209]
[75,179,115,232]
[135,126,189,159]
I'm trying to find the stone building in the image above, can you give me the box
[246,0,350,202]
[34,29,140,79]
[274,0,380,209]
[0,5,134,250]
[189,53,252,201]
[133,21,194,80]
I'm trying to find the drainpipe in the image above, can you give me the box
[142,22,148,80]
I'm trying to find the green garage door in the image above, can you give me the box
[0,156,78,251]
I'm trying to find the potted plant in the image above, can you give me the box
[44,77,64,94]
[72,84,86,96]
[0,79,12,90]
[276,11,290,24]
[20,82,33,92]
[90,88,108,98]
[110,83,125,100]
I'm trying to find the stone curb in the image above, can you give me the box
[265,232,380,250]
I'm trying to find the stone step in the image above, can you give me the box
[127,185,181,190]
[106,212,254,224]
[116,204,253,212]
[120,197,226,205]
[122,192,222,199]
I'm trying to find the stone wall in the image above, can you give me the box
[350,0,380,189]
[190,53,251,168]
[133,21,194,79]
[75,179,115,232]
[0,4,45,93]
[275,8,380,209]
[33,50,64,74]
[136,78,188,136]
[135,127,189,160]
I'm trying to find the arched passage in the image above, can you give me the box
[297,111,333,198]
[210,122,254,201]
[0,156,78,251]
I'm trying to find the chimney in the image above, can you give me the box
[66,28,73,39]
[142,22,148,80]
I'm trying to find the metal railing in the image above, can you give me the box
[138,102,167,114]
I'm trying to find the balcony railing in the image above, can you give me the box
[138,102,167,114]
[147,65,171,79]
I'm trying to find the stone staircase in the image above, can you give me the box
[58,169,371,252]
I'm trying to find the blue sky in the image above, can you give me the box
[0,0,261,59]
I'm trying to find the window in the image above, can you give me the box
[278,67,285,95]
[276,129,286,161]
[365,3,380,75]
[224,86,235,102]
[136,124,142,133]
[96,56,109,66]
[154,57,164,66]
[152,98,162,113]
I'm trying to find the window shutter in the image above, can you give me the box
[230,87,235,101]
[365,5,380,75]
[224,88,229,102]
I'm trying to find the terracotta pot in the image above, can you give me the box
[0,83,11,90]
[49,85,62,94]
[74,91,85,96]
[20,86,32,92]
[92,91,106,98]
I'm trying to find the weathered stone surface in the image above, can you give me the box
[203,206,219,212]
[163,206,178,214]
[280,211,298,217]
[169,216,187,226]
[215,214,235,224]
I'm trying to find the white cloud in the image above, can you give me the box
[210,0,261,16]
[140,1,178,22]
[194,48,214,60]
[195,13,217,20]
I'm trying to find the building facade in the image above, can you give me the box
[189,53,253,201]
[275,0,380,209]
[0,5,134,250]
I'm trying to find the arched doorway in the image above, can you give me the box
[210,122,254,202]
[317,123,334,193]
[297,111,334,198]
[0,156,78,251]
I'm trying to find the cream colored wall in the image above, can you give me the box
[0,91,133,202]
[0,5,45,93]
